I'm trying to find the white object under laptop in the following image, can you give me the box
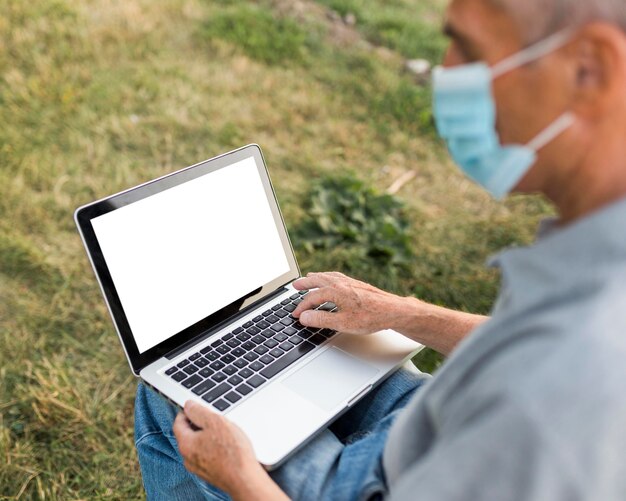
[75,144,423,469]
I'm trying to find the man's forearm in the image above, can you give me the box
[389,297,488,356]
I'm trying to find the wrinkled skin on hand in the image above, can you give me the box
[292,272,408,334]
[173,401,263,495]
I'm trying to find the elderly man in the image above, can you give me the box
[134,0,626,499]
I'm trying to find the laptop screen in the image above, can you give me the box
[90,155,291,354]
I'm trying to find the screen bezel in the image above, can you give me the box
[75,144,300,375]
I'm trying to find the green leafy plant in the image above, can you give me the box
[294,173,415,274]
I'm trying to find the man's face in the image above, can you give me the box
[442,0,575,194]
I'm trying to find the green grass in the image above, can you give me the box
[0,0,553,497]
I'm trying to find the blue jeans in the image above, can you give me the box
[134,369,428,501]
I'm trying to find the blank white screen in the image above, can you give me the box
[92,156,290,353]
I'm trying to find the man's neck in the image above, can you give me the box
[547,127,626,226]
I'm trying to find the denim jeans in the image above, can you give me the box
[134,368,428,501]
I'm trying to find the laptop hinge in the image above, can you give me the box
[164,285,292,360]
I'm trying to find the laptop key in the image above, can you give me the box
[274,333,288,342]
[192,379,216,396]
[262,310,273,317]
[211,372,227,383]
[183,364,199,375]
[189,352,201,361]
[239,368,254,379]
[281,299,291,305]
[299,329,313,339]
[269,348,284,358]
[231,347,246,357]
[310,334,326,345]
[225,392,242,404]
[195,358,209,368]
[243,321,253,328]
[284,327,297,336]
[236,383,253,396]
[223,365,237,376]
[198,368,213,378]
[293,297,303,305]
[177,359,190,368]
[251,335,265,345]
[223,333,234,341]
[271,324,285,332]
[280,317,295,326]
[260,341,316,380]
[321,329,336,338]
[242,341,256,351]
[171,371,186,382]
[200,345,213,355]
[260,355,274,365]
[254,346,269,355]
[233,359,248,369]
[248,375,266,388]
[266,314,279,323]
[299,290,309,295]
[261,330,274,339]
[182,374,202,388]
[279,341,295,352]
[271,304,282,311]
[283,304,296,312]
[275,310,289,318]
[246,326,261,335]
[318,302,337,312]
[289,293,300,300]
[227,375,243,386]
[209,360,225,371]
[290,335,304,345]
[264,339,279,349]
[211,339,223,348]
[244,352,258,362]
[213,399,230,412]
[252,315,263,322]
[232,327,244,335]
[202,383,232,403]
[256,320,270,329]
[236,333,251,342]
[221,354,236,364]
[165,366,177,375]
[205,351,220,361]
[249,361,264,372]
[226,339,240,348]
[216,345,230,355]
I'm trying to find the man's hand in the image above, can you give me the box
[292,271,488,356]
[292,272,408,334]
[173,401,289,501]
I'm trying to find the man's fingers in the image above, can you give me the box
[292,288,336,318]
[293,272,337,291]
[183,400,216,430]
[299,309,342,330]
[173,411,197,458]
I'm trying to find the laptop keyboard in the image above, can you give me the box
[163,290,337,412]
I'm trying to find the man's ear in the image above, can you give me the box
[569,23,626,119]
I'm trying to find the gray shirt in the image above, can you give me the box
[384,197,626,501]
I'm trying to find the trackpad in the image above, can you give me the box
[282,348,379,411]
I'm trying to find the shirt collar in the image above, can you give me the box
[489,196,626,272]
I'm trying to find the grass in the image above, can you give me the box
[0,0,553,498]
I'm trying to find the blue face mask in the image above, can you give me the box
[433,30,576,199]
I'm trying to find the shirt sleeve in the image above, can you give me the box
[386,398,582,501]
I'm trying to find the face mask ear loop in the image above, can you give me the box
[491,28,576,79]
[526,112,575,152]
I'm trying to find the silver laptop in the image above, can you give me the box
[75,144,422,469]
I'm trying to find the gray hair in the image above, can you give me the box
[489,0,626,43]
